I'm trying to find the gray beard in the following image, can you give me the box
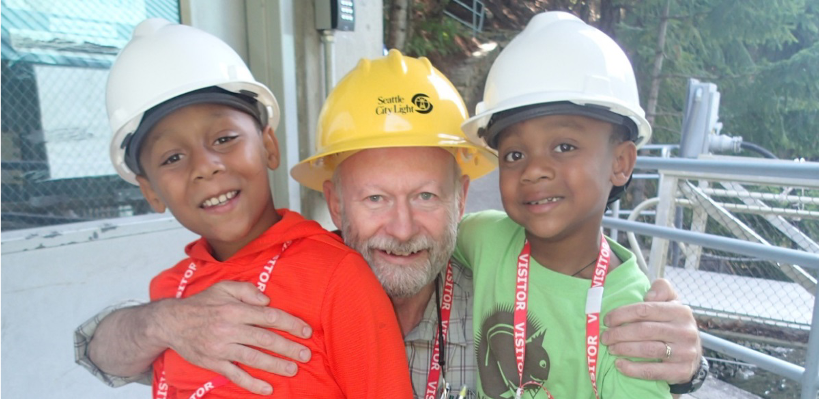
[341,206,459,298]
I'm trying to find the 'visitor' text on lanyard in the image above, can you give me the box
[425,261,454,399]
[155,241,292,399]
[513,233,611,399]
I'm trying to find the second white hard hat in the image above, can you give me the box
[462,11,651,149]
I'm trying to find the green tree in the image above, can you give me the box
[615,0,819,159]
[383,0,469,58]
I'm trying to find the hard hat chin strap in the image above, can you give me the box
[607,174,633,205]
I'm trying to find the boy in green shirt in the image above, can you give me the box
[455,11,671,399]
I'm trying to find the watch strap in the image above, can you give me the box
[669,356,710,394]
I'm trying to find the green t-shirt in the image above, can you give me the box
[454,210,670,399]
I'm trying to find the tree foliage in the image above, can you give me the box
[615,0,819,159]
[384,0,471,58]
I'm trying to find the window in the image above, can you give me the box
[1,0,180,230]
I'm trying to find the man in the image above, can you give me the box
[77,50,706,397]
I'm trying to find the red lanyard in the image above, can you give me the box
[424,261,454,399]
[155,241,292,399]
[514,233,611,399]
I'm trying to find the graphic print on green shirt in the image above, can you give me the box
[476,306,549,398]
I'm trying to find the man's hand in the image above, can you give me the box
[601,278,701,385]
[90,281,313,395]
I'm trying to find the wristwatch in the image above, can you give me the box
[669,356,709,394]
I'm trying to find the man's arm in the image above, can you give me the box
[75,300,152,387]
[601,278,705,397]
[83,281,314,395]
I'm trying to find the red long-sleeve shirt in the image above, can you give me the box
[150,209,412,398]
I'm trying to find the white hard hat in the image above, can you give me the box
[107,18,280,185]
[462,11,651,149]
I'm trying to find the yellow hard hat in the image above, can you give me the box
[290,49,497,192]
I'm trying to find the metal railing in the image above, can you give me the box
[443,0,485,36]
[605,217,819,399]
[604,156,819,398]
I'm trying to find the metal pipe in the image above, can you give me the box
[703,357,756,367]
[321,29,335,98]
[443,0,485,36]
[642,144,680,151]
[633,173,661,180]
[801,293,819,399]
[616,210,657,217]
[601,217,820,270]
[700,332,805,382]
[675,199,819,218]
[699,187,820,205]
[625,197,661,275]
[635,157,819,181]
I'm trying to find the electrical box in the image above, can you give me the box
[679,78,721,158]
[315,0,355,31]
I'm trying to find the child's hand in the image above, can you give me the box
[600,278,701,385]
[159,281,314,395]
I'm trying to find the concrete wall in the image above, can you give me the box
[2,215,197,399]
[0,1,383,397]
[180,0,249,60]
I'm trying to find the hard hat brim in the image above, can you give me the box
[463,91,651,149]
[111,81,279,185]
[290,134,498,192]
[479,102,640,149]
[123,87,269,176]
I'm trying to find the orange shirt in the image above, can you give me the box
[150,209,412,398]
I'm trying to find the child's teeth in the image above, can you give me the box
[203,191,237,208]
[529,197,559,205]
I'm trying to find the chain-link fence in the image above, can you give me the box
[1,0,179,231]
[624,175,818,331]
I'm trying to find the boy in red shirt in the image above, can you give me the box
[105,19,412,398]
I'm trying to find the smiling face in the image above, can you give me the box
[323,147,469,298]
[496,114,636,243]
[135,103,281,261]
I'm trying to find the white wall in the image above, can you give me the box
[1,215,197,399]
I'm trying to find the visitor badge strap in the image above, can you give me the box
[513,232,611,399]
[155,241,292,399]
[425,261,454,399]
